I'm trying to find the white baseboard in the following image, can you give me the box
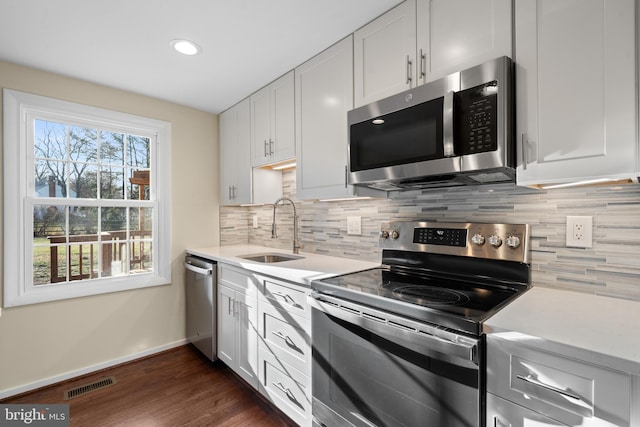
[0,339,188,400]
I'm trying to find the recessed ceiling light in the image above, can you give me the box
[170,39,201,56]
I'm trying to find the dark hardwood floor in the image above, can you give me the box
[2,345,297,427]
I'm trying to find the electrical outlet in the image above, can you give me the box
[566,216,593,248]
[347,216,362,236]
[252,214,258,229]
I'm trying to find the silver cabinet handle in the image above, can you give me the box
[516,374,582,401]
[271,331,302,351]
[272,291,301,308]
[269,139,275,156]
[419,49,426,80]
[272,382,302,408]
[406,55,413,84]
[264,140,269,157]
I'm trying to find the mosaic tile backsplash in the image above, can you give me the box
[220,170,640,301]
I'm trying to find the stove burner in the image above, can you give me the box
[391,286,471,306]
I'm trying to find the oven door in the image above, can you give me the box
[310,294,482,427]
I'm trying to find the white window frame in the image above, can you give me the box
[3,89,172,307]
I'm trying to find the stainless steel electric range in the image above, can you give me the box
[309,221,531,427]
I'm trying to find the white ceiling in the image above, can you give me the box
[0,0,403,114]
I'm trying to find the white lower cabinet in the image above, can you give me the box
[257,274,312,426]
[487,334,635,427]
[217,264,259,389]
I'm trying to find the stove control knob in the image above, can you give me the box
[379,230,390,239]
[488,235,503,248]
[390,230,400,240]
[506,235,521,249]
[471,233,485,246]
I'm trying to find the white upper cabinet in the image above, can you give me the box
[354,0,512,107]
[417,0,512,82]
[295,36,358,200]
[220,98,252,205]
[515,0,638,187]
[251,71,295,166]
[353,0,417,107]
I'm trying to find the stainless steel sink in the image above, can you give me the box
[238,252,304,263]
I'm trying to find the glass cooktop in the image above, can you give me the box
[312,266,528,335]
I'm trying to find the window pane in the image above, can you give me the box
[69,206,98,236]
[33,205,65,242]
[100,130,124,165]
[101,207,127,232]
[130,207,152,237]
[34,160,67,198]
[128,135,150,168]
[33,244,69,285]
[129,169,150,200]
[69,242,98,280]
[100,167,125,199]
[35,120,66,160]
[32,244,53,285]
[69,126,98,164]
[70,163,98,199]
[131,241,152,274]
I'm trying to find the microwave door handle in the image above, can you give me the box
[443,90,455,157]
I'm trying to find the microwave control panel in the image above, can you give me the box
[455,81,498,155]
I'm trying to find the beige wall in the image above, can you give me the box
[0,61,219,396]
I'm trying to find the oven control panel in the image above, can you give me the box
[379,221,530,263]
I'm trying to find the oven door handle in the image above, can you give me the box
[309,294,479,368]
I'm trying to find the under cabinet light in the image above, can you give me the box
[272,162,296,170]
[540,178,619,189]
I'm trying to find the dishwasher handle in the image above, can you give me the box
[184,261,213,276]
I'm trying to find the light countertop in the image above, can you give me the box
[484,287,640,374]
[187,244,380,286]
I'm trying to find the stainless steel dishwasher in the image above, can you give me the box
[185,255,217,361]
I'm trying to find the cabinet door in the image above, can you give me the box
[417,0,512,83]
[487,394,567,426]
[270,71,296,162]
[236,291,259,388]
[220,98,252,205]
[217,283,237,366]
[250,85,272,166]
[295,36,356,200]
[219,107,236,205]
[353,0,417,107]
[234,98,252,202]
[515,0,637,186]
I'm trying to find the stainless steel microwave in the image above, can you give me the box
[348,56,514,191]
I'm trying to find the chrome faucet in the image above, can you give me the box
[271,197,302,254]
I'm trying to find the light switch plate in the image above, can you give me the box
[347,216,362,235]
[252,214,258,229]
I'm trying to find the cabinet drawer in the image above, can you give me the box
[258,303,310,373]
[259,276,309,317]
[487,393,567,426]
[259,350,311,426]
[218,264,258,296]
[487,335,632,427]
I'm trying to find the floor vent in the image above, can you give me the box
[64,376,117,400]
